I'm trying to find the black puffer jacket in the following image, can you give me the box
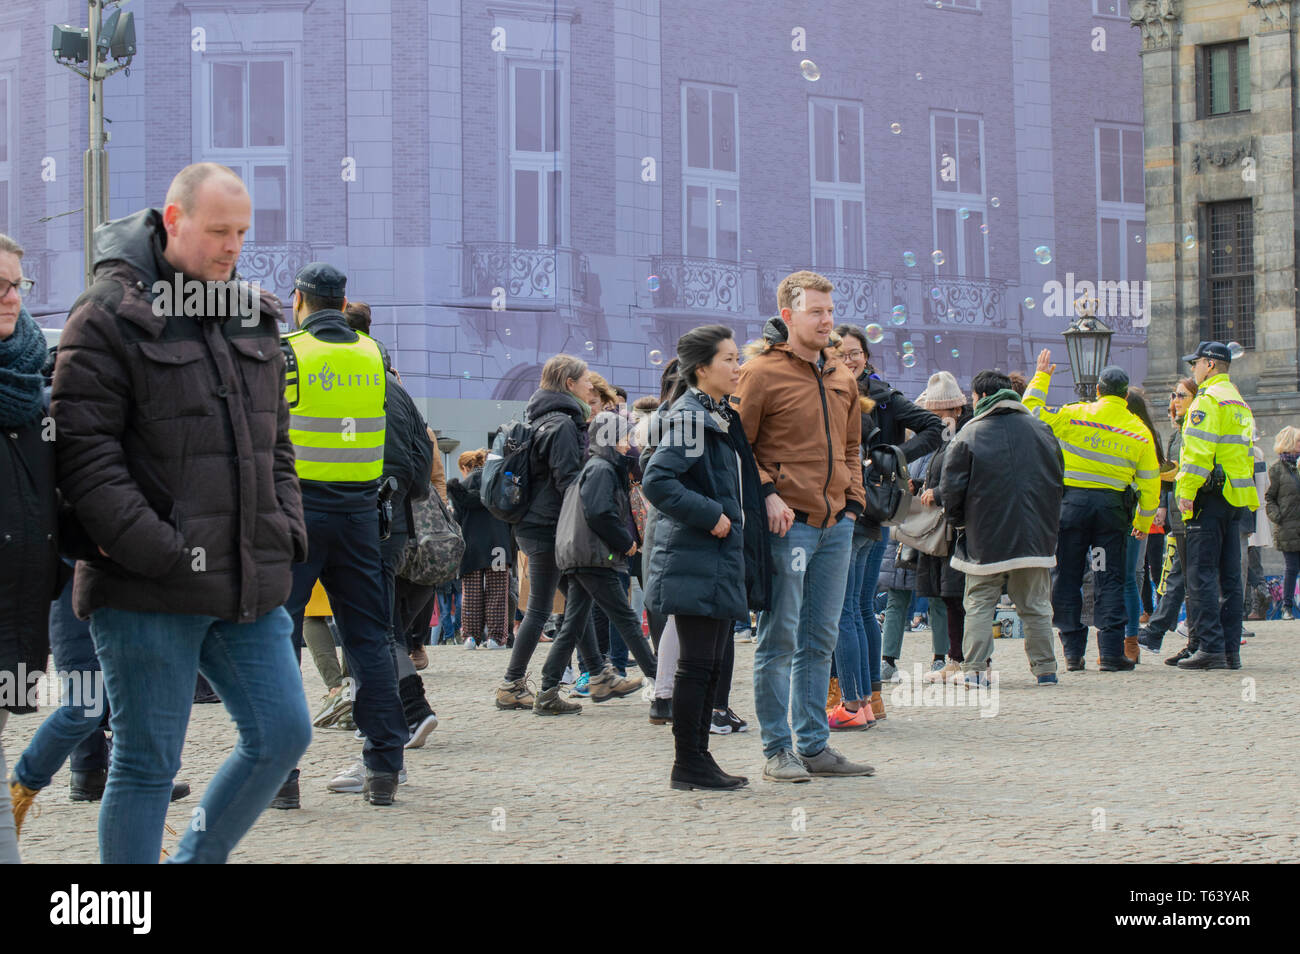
[1265,459,1300,552]
[915,407,971,600]
[382,372,433,537]
[859,372,943,469]
[515,387,589,546]
[556,445,634,574]
[51,208,306,623]
[448,468,515,574]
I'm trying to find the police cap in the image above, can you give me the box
[1180,341,1232,364]
[293,262,347,299]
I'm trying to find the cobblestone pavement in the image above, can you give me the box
[8,621,1299,863]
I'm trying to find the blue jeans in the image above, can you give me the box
[13,578,109,790]
[833,537,870,700]
[1123,534,1145,637]
[754,518,854,759]
[89,606,311,864]
[436,580,461,643]
[856,529,889,689]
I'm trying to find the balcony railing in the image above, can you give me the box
[650,256,746,313]
[462,243,590,307]
[238,242,313,296]
[924,276,1009,328]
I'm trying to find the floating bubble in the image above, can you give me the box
[890,304,907,325]
[946,307,957,319]
[902,251,917,267]
[1228,341,1245,359]
[1034,245,1052,265]
[931,249,946,266]
[951,349,960,358]
[933,334,942,343]
[505,353,511,361]
[890,122,902,135]
[929,287,943,300]
[915,72,923,81]
[647,274,660,292]
[990,196,1001,208]
[649,349,664,366]
[902,340,915,353]
[902,353,917,368]
[495,402,502,410]
[1133,233,1143,244]
[800,59,821,81]
[463,371,471,379]
[1183,234,1196,250]
[504,327,511,336]
[865,323,885,344]
[1225,245,1232,254]
[584,340,595,351]
[979,224,989,235]
[958,207,970,220]
[1023,297,1036,310]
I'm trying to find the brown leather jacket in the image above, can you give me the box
[732,338,865,528]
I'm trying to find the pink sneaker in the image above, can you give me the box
[828,703,874,731]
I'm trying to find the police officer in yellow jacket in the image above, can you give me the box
[1024,351,1160,671]
[1173,341,1258,671]
[275,263,406,808]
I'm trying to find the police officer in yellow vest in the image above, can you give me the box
[277,262,406,808]
[1174,341,1258,671]
[1024,351,1160,672]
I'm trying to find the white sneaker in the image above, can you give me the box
[463,637,477,650]
[734,627,755,643]
[405,713,438,749]
[561,665,575,685]
[326,759,407,793]
[484,639,505,650]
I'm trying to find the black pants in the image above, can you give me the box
[505,538,564,682]
[541,570,657,691]
[396,578,438,650]
[715,634,734,710]
[1053,488,1128,660]
[1140,533,1164,615]
[1184,492,1244,656]
[673,615,730,766]
[1146,531,1187,640]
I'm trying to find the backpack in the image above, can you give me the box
[396,482,466,587]
[480,412,566,523]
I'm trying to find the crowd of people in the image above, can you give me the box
[2,163,1299,863]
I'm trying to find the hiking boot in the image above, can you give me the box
[1098,655,1136,672]
[533,685,583,715]
[1065,657,1085,671]
[362,770,398,806]
[269,777,300,810]
[648,696,672,724]
[869,690,886,720]
[1177,650,1228,670]
[826,676,842,713]
[762,749,812,783]
[924,661,963,684]
[1164,645,1193,666]
[799,745,875,778]
[495,677,535,710]
[588,663,642,703]
[1124,636,1141,663]
[9,780,39,837]
[409,645,429,670]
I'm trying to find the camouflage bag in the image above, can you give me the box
[396,482,465,587]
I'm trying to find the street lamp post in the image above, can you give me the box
[1061,297,1114,401]
[436,435,461,481]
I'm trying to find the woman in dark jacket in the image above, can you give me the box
[448,449,515,648]
[1265,425,1300,620]
[643,324,769,792]
[0,276,60,863]
[496,354,596,710]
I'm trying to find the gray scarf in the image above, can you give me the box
[0,305,48,427]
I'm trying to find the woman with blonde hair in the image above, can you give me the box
[1265,425,1300,620]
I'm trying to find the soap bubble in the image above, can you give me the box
[990,196,1001,208]
[1133,233,1143,244]
[890,304,907,325]
[902,353,917,368]
[958,207,970,220]
[1034,245,1052,265]
[505,353,511,361]
[929,287,943,300]
[951,349,960,358]
[903,251,917,267]
[649,349,664,366]
[915,72,923,81]
[462,371,471,379]
[931,249,946,267]
[495,402,502,410]
[800,60,821,81]
[1225,245,1232,254]
[1023,297,1036,310]
[504,327,511,336]
[584,340,595,351]
[979,224,989,235]
[933,334,942,343]
[1227,341,1245,359]
[1183,234,1196,250]
[902,340,915,353]
[647,274,660,292]
[865,323,885,344]
[890,122,902,135]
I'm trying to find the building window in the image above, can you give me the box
[809,99,865,270]
[1207,200,1254,348]
[201,58,292,243]
[681,83,739,261]
[1092,0,1129,17]
[509,63,566,247]
[0,74,10,236]
[934,0,980,9]
[1095,124,1145,285]
[930,111,987,278]
[1200,41,1251,117]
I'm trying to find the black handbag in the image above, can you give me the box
[861,433,912,525]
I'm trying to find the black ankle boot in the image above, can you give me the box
[670,753,746,791]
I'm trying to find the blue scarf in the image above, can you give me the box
[0,306,47,427]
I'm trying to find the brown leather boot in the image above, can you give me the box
[1124,636,1140,663]
[826,677,841,714]
[869,690,886,720]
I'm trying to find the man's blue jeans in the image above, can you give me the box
[833,536,871,700]
[856,528,889,689]
[90,606,311,864]
[754,518,854,759]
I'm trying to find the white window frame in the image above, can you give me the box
[196,55,296,245]
[681,82,740,261]
[0,72,12,237]
[507,59,568,248]
[1095,123,1145,282]
[930,110,988,277]
[808,98,866,270]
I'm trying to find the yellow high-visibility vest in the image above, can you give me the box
[283,330,386,482]
[1175,373,1258,511]
[1023,370,1161,532]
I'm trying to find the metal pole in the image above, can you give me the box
[83,0,109,290]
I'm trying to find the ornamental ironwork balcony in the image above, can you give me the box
[923,276,1010,328]
[649,255,746,314]
[462,243,590,307]
[237,242,313,297]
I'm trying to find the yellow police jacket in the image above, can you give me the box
[1023,370,1161,532]
[1175,373,1258,511]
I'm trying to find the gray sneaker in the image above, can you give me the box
[799,745,875,777]
[762,749,812,783]
[881,660,899,682]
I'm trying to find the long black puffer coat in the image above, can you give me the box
[915,406,971,600]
